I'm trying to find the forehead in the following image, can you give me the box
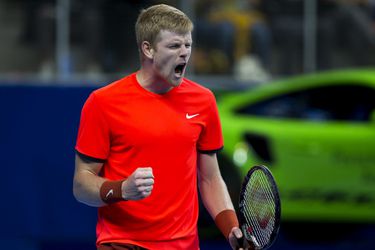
[156,30,192,43]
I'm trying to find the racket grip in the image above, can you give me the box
[236,235,245,250]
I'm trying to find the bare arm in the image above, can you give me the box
[73,154,155,207]
[198,153,234,217]
[198,153,253,250]
[73,154,107,207]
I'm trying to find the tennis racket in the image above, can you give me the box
[237,165,281,250]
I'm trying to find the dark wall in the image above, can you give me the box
[0,85,98,248]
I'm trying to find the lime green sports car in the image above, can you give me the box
[218,69,375,222]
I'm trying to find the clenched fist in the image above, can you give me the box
[122,167,154,200]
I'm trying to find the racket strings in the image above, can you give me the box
[242,171,276,247]
[243,188,274,245]
[243,196,274,245]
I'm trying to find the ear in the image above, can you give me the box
[141,41,154,60]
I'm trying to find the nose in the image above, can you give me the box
[180,45,190,58]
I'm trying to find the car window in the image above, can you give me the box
[236,85,375,122]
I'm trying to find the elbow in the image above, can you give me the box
[72,179,83,203]
[72,183,79,202]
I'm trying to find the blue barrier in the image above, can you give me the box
[2,84,375,250]
[0,85,98,242]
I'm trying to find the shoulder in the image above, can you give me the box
[181,78,216,100]
[90,73,136,102]
[95,74,134,95]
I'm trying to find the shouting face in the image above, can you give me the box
[151,30,192,88]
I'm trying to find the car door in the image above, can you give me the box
[234,83,375,222]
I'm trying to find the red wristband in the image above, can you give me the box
[100,180,126,204]
[214,209,239,239]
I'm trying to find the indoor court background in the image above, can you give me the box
[1,0,375,249]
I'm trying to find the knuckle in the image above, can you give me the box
[134,179,143,187]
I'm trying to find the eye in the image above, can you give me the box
[169,43,181,49]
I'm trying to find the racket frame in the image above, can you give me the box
[238,165,281,250]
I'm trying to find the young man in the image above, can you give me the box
[73,4,252,250]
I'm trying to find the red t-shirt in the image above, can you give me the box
[75,73,223,249]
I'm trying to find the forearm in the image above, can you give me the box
[199,174,234,218]
[198,153,240,242]
[73,169,107,207]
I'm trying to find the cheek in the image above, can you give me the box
[156,55,175,69]
[185,49,192,60]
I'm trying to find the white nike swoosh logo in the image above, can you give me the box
[186,113,199,119]
[106,189,114,198]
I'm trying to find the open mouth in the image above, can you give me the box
[174,63,186,77]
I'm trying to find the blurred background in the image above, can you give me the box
[0,0,375,249]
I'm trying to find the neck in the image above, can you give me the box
[136,68,173,94]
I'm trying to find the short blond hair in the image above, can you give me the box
[135,4,193,49]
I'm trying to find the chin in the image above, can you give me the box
[170,77,183,87]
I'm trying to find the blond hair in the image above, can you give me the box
[135,4,193,49]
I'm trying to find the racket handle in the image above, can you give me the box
[236,235,260,250]
[236,235,245,250]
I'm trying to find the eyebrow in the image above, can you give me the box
[168,38,192,43]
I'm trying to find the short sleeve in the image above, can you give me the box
[197,92,224,154]
[75,92,110,160]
